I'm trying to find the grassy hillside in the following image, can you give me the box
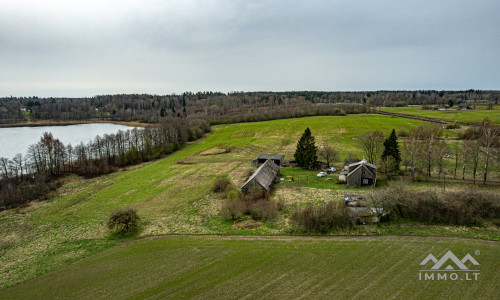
[381,106,500,124]
[1,235,499,299]
[1,114,499,290]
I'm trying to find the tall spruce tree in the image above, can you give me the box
[381,129,401,170]
[294,128,318,169]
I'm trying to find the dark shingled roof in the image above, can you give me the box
[241,160,280,192]
[257,154,284,161]
[347,159,377,170]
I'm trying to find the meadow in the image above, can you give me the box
[381,105,500,124]
[0,114,499,290]
[1,235,498,299]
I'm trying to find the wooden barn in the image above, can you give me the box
[251,154,285,166]
[346,159,377,187]
[241,160,280,193]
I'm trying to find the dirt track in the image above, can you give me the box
[374,109,479,126]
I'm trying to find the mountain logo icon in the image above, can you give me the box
[420,250,479,270]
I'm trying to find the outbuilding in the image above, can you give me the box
[346,158,377,187]
[241,160,280,193]
[338,171,349,182]
[251,154,285,166]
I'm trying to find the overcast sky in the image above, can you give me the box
[1,0,499,97]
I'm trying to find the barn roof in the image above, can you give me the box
[348,158,377,170]
[257,154,284,161]
[241,160,280,192]
[347,163,376,178]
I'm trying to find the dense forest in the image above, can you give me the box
[1,90,498,125]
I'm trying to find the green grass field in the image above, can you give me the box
[381,106,500,124]
[1,235,498,299]
[1,114,499,291]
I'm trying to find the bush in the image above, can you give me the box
[276,196,285,211]
[243,186,267,202]
[249,199,278,221]
[333,108,346,116]
[226,189,241,202]
[221,199,246,220]
[291,201,352,233]
[396,129,408,137]
[221,190,279,222]
[367,185,500,226]
[445,122,460,129]
[458,127,481,140]
[211,176,231,193]
[107,208,140,235]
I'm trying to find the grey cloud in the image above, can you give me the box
[0,0,499,96]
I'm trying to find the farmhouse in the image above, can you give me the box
[433,105,446,111]
[458,103,471,109]
[241,160,280,193]
[251,154,285,166]
[346,158,377,187]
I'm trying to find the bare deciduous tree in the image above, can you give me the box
[358,131,384,164]
[480,119,500,184]
[318,144,339,168]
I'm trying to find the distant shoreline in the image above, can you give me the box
[0,119,149,128]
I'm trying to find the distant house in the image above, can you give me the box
[458,103,471,109]
[251,154,285,166]
[433,106,445,111]
[443,104,450,109]
[241,160,280,193]
[346,158,377,187]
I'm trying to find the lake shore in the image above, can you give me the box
[0,119,150,128]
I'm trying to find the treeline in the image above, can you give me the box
[0,118,211,210]
[1,90,498,125]
[358,119,499,184]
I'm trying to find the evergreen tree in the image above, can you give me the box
[294,128,318,169]
[381,129,401,171]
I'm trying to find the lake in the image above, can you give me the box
[0,123,136,160]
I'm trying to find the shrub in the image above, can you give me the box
[445,122,460,129]
[333,108,346,116]
[291,201,352,233]
[249,199,278,221]
[396,129,408,137]
[492,220,500,228]
[367,185,500,226]
[243,186,267,202]
[458,127,481,140]
[221,199,246,220]
[211,176,231,193]
[107,208,140,235]
[276,196,285,211]
[226,189,241,202]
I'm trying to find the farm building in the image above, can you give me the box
[458,103,471,109]
[343,194,389,224]
[241,160,280,193]
[346,158,377,187]
[338,171,349,182]
[251,154,285,166]
[433,105,446,111]
[344,194,365,206]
